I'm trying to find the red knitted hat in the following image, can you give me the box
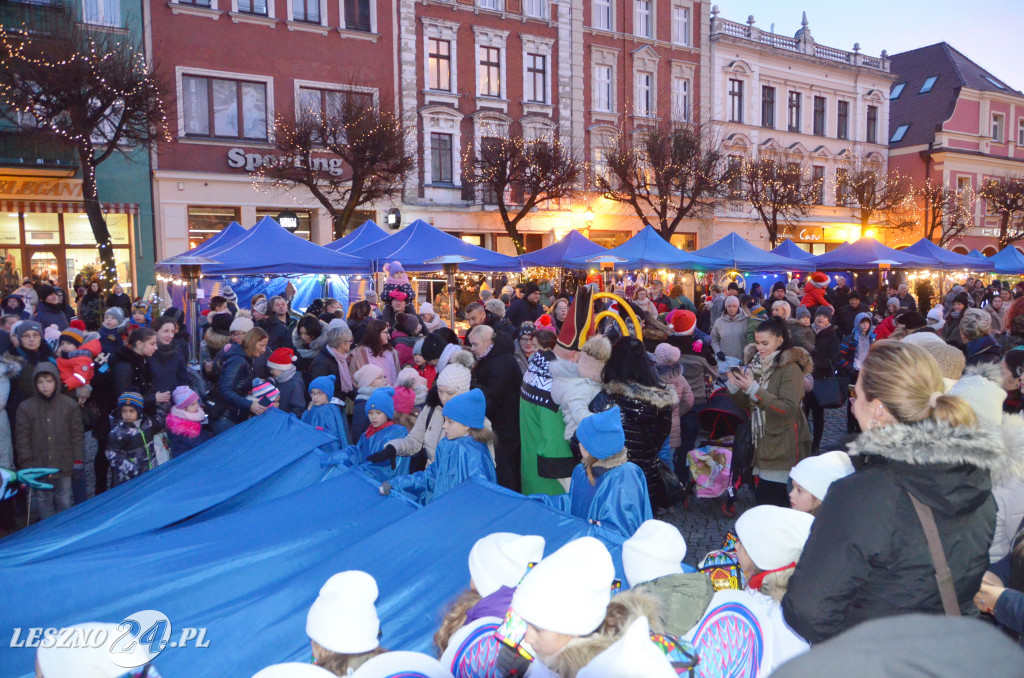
[393,385,417,415]
[671,310,697,335]
[267,347,296,371]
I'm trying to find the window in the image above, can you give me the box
[478,47,502,97]
[890,83,905,99]
[813,96,826,136]
[761,86,775,129]
[957,176,971,195]
[83,0,121,26]
[1018,119,1024,145]
[992,113,1005,143]
[984,75,1007,90]
[592,145,611,187]
[812,165,825,204]
[671,78,689,122]
[176,0,212,5]
[890,124,909,142]
[292,0,320,22]
[788,91,801,132]
[635,0,651,38]
[478,0,500,8]
[480,137,502,203]
[428,39,451,91]
[524,0,547,18]
[297,87,373,122]
[835,168,849,202]
[635,72,653,116]
[594,65,613,112]
[866,105,878,143]
[525,54,547,103]
[672,6,690,46]
[430,133,453,184]
[343,0,372,31]
[182,75,268,140]
[919,76,938,94]
[837,100,849,140]
[188,206,240,246]
[237,0,268,14]
[727,156,743,197]
[593,0,612,30]
[728,79,743,123]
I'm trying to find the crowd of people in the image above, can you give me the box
[8,261,1024,676]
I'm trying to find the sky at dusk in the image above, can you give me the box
[715,0,1024,92]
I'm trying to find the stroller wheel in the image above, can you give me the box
[721,501,736,518]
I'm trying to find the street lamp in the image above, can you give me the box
[154,253,220,364]
[584,208,595,230]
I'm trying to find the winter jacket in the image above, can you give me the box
[942,313,963,344]
[0,358,18,469]
[837,327,876,376]
[390,435,496,505]
[105,292,132,315]
[308,347,353,401]
[833,302,864,339]
[57,340,100,392]
[782,419,1018,644]
[991,476,1024,562]
[165,412,210,458]
[506,297,542,328]
[964,334,1002,367]
[809,325,840,378]
[14,363,82,478]
[633,573,714,637]
[655,360,694,449]
[550,361,602,440]
[590,380,678,509]
[274,371,307,417]
[259,316,294,352]
[666,334,717,406]
[111,346,156,414]
[217,345,255,423]
[710,310,750,361]
[830,284,852,310]
[292,322,329,377]
[32,302,70,331]
[799,286,831,310]
[389,399,494,465]
[472,333,522,449]
[150,342,191,396]
[729,346,812,473]
[106,410,164,484]
[347,345,401,386]
[787,319,815,353]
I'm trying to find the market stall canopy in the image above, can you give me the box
[770,239,817,261]
[348,218,523,272]
[159,216,372,276]
[901,238,996,271]
[154,221,246,275]
[325,219,390,253]
[564,224,720,270]
[987,246,1024,274]
[967,249,988,260]
[518,229,607,268]
[808,237,932,269]
[692,232,814,272]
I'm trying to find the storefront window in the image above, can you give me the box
[669,233,698,251]
[188,206,240,247]
[64,214,129,245]
[23,213,60,246]
[255,209,311,241]
[0,214,21,245]
[587,230,632,249]
[66,247,133,292]
[29,250,60,281]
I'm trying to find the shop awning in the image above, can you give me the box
[770,239,817,261]
[325,219,390,253]
[901,238,995,271]
[0,199,138,215]
[692,232,813,272]
[348,219,523,272]
[809,237,932,269]
[987,246,1024,274]
[518,229,607,268]
[563,224,720,270]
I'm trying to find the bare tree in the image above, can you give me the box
[919,179,975,247]
[742,154,822,248]
[256,92,413,238]
[0,15,166,286]
[465,128,582,254]
[977,175,1024,249]
[835,159,916,234]
[596,123,725,241]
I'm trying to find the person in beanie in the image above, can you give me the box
[381,388,496,504]
[351,363,387,442]
[833,292,863,338]
[536,405,653,537]
[412,337,436,389]
[711,295,750,361]
[166,385,210,458]
[763,281,796,317]
[392,366,427,429]
[800,272,833,310]
[267,347,305,416]
[323,387,409,479]
[468,324,522,491]
[788,450,854,514]
[35,622,165,678]
[106,391,163,485]
[302,375,350,444]
[577,616,680,678]
[305,570,386,675]
[55,328,100,394]
[669,309,719,466]
[249,378,280,410]
[507,282,543,328]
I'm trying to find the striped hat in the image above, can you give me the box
[173,385,200,409]
[59,327,85,347]
[251,378,280,403]
[117,391,144,413]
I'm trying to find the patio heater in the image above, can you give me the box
[156,253,220,364]
[425,254,476,330]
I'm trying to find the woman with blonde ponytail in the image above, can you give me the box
[783,340,1010,644]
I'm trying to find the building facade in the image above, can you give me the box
[887,43,1024,255]
[708,10,894,253]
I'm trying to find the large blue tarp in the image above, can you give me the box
[154,222,248,275]
[518,230,607,268]
[349,219,523,272]
[987,246,1024,274]
[901,238,995,271]
[326,219,391,253]
[564,224,720,270]
[770,240,816,261]
[968,249,987,259]
[692,233,813,273]
[808,237,932,269]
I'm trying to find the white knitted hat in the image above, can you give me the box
[511,537,614,636]
[949,373,1007,428]
[252,664,336,678]
[622,520,686,587]
[735,506,815,571]
[36,623,125,678]
[306,571,380,654]
[230,316,254,333]
[435,362,472,393]
[468,532,546,597]
[577,616,677,678]
[789,451,855,502]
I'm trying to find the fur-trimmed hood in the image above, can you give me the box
[742,345,813,377]
[602,379,679,408]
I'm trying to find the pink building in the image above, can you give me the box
[888,43,1024,254]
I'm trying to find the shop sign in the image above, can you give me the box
[226,148,344,176]
[779,227,824,243]
[0,178,83,200]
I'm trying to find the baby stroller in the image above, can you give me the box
[682,388,750,516]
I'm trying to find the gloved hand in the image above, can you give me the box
[367,445,397,464]
[17,467,58,490]
[716,351,727,362]
[379,481,391,496]
[44,324,61,343]
[494,643,533,677]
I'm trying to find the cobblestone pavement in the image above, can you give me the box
[666,407,848,567]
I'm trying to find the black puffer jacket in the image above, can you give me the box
[217,345,254,423]
[783,418,1024,644]
[150,342,191,395]
[589,380,677,509]
[809,325,840,378]
[111,346,156,414]
[472,333,522,489]
[259,316,294,352]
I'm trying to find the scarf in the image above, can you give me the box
[274,365,297,383]
[747,350,780,449]
[747,562,796,590]
[327,345,353,392]
[364,421,395,438]
[170,405,206,422]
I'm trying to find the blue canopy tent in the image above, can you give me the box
[154,221,247,275]
[325,219,390,253]
[987,246,1024,274]
[901,238,996,271]
[518,229,607,268]
[691,232,814,272]
[968,249,988,259]
[564,224,720,269]
[808,237,933,269]
[349,219,522,272]
[770,239,816,261]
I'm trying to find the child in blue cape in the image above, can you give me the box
[536,406,652,538]
[380,388,496,505]
[321,387,408,481]
[301,374,350,445]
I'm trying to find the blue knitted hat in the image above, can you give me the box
[577,406,625,459]
[309,374,336,396]
[442,388,486,429]
[365,387,395,420]
[117,391,145,414]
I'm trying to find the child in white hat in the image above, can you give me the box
[305,570,385,675]
[788,451,855,514]
[577,616,678,678]
[36,622,163,677]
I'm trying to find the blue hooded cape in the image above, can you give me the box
[322,422,409,480]
[300,403,350,446]
[390,436,496,505]
[537,460,652,538]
